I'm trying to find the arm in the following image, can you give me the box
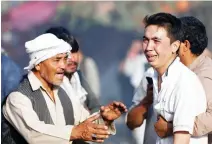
[194,76,212,136]
[173,77,206,144]
[3,92,73,144]
[174,132,190,144]
[4,92,109,144]
[127,84,153,130]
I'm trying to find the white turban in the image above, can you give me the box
[24,33,72,70]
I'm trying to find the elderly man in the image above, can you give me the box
[45,27,100,113]
[2,33,127,144]
[154,16,212,144]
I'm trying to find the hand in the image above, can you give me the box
[100,101,127,123]
[154,116,173,138]
[143,84,153,106]
[70,114,110,143]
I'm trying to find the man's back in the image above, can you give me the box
[189,54,212,144]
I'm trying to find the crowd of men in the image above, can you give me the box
[1,12,212,144]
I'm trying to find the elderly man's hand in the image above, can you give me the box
[154,116,173,138]
[100,101,127,124]
[70,114,110,143]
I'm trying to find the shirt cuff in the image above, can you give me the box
[64,125,74,141]
[173,125,193,135]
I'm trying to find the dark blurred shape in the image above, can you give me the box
[1,53,23,103]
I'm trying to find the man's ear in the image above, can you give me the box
[35,64,40,71]
[182,40,191,52]
[171,40,181,53]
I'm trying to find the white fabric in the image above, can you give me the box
[3,72,116,144]
[69,72,88,105]
[61,75,90,121]
[24,33,72,70]
[151,57,208,144]
[3,71,73,144]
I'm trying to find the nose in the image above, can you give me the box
[59,59,66,70]
[145,41,154,51]
[70,53,78,62]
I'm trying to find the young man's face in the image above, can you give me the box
[37,53,68,86]
[66,52,79,74]
[142,25,176,70]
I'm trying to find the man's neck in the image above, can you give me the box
[156,56,177,77]
[65,72,74,80]
[184,54,198,67]
[33,71,55,102]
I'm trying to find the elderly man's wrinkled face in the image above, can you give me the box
[38,53,68,86]
[66,52,79,74]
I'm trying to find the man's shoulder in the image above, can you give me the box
[195,56,212,79]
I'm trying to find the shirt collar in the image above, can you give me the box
[188,54,204,71]
[153,57,180,82]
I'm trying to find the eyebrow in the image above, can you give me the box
[143,36,161,41]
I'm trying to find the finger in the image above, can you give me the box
[86,114,100,122]
[95,134,110,139]
[92,139,105,143]
[93,128,110,135]
[92,123,108,130]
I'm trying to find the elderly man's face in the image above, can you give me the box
[66,52,79,74]
[38,53,68,86]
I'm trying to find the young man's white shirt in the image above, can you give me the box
[152,57,207,144]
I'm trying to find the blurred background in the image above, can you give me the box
[1,1,212,144]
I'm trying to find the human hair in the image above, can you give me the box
[45,26,79,53]
[180,16,208,56]
[143,12,183,43]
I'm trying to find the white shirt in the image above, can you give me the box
[152,58,207,144]
[62,72,88,106]
[3,71,115,144]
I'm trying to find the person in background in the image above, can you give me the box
[46,27,100,113]
[78,49,101,99]
[1,48,23,102]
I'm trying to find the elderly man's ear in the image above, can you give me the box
[35,64,41,71]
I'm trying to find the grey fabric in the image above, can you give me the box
[17,77,75,125]
[77,70,100,114]
[2,75,75,144]
[143,105,157,144]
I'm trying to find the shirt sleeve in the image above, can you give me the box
[3,92,73,144]
[173,78,206,135]
[131,76,148,107]
[194,76,212,136]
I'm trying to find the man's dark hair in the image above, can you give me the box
[45,27,79,53]
[180,16,208,56]
[143,12,183,43]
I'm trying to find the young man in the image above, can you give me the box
[154,16,212,144]
[46,27,100,113]
[127,12,207,144]
[2,33,127,144]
